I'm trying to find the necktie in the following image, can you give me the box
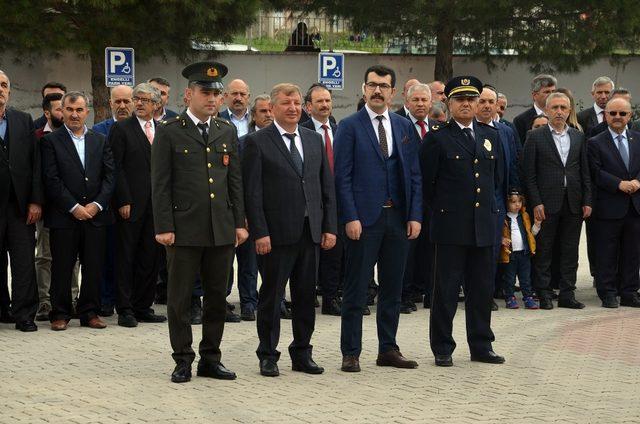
[462,127,475,150]
[144,121,153,144]
[284,133,303,176]
[375,116,389,158]
[417,120,427,139]
[617,134,629,170]
[321,124,334,174]
[197,122,209,144]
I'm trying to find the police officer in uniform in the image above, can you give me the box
[419,76,505,367]
[151,62,248,383]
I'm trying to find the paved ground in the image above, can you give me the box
[2,237,640,423]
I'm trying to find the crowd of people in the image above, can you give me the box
[1,60,639,383]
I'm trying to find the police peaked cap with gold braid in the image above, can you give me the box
[444,76,483,99]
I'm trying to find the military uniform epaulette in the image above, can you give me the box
[213,117,231,126]
[160,117,181,126]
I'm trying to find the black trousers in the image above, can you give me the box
[0,200,37,322]
[318,233,343,300]
[50,223,105,321]
[593,209,640,299]
[256,221,318,362]
[430,244,495,356]
[533,196,583,300]
[166,244,234,364]
[115,208,160,314]
[403,224,434,301]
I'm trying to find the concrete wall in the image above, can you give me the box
[2,51,639,125]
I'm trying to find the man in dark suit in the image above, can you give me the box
[92,85,134,137]
[397,82,440,313]
[41,92,115,331]
[33,82,66,129]
[585,88,631,139]
[148,77,179,121]
[578,76,614,135]
[513,74,557,143]
[300,83,341,316]
[109,83,167,327]
[152,62,247,383]
[335,65,422,373]
[219,79,251,139]
[0,70,43,332]
[394,78,420,118]
[243,83,337,377]
[522,92,592,310]
[496,93,521,146]
[588,97,640,308]
[420,76,505,367]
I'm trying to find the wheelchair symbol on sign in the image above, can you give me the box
[122,62,131,74]
[332,68,341,78]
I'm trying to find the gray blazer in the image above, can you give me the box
[522,125,592,215]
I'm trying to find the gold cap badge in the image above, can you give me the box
[207,67,219,77]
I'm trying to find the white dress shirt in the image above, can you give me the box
[408,112,429,136]
[454,120,475,139]
[186,108,212,134]
[65,124,102,212]
[311,116,333,147]
[534,103,545,116]
[229,109,250,138]
[507,212,524,252]
[594,103,605,124]
[274,120,304,161]
[365,104,393,156]
[549,123,570,186]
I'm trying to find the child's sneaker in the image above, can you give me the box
[505,296,519,309]
[523,296,539,309]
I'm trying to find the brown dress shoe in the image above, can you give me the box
[51,319,68,331]
[341,355,360,372]
[81,316,107,329]
[376,350,418,368]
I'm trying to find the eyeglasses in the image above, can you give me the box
[365,82,392,91]
[132,97,155,104]
[607,111,629,117]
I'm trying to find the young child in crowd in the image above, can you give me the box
[499,190,541,309]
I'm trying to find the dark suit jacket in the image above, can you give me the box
[108,116,157,222]
[41,126,115,228]
[522,125,592,215]
[585,120,608,139]
[494,120,521,195]
[242,123,337,246]
[152,113,245,247]
[0,108,44,215]
[92,118,115,137]
[394,106,408,118]
[33,114,47,130]
[513,107,538,144]
[420,121,503,247]
[577,106,599,135]
[334,107,423,227]
[500,118,521,146]
[161,108,178,120]
[587,129,640,220]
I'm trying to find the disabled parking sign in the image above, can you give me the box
[105,47,135,87]
[318,52,344,90]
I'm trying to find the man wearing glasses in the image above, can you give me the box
[587,97,640,309]
[334,65,422,373]
[109,83,167,328]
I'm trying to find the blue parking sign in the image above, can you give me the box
[105,47,135,87]
[318,52,344,90]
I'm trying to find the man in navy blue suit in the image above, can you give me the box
[588,97,640,308]
[92,85,134,137]
[335,65,422,372]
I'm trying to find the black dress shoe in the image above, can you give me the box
[321,297,341,316]
[491,300,499,311]
[558,298,585,309]
[471,350,505,364]
[362,305,371,316]
[15,320,38,332]
[411,293,424,304]
[279,302,292,320]
[191,297,202,325]
[620,296,640,307]
[36,304,51,322]
[292,357,324,374]
[423,296,431,309]
[197,361,237,380]
[601,297,619,308]
[399,300,413,314]
[135,310,167,323]
[434,354,453,367]
[241,306,256,321]
[539,298,554,310]
[259,359,279,377]
[226,303,241,323]
[99,304,114,317]
[171,362,192,383]
[118,313,138,327]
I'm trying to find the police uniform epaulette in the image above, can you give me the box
[160,117,181,126]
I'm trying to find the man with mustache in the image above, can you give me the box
[0,70,43,332]
[335,65,422,373]
[587,97,640,308]
[522,92,592,310]
[93,85,135,137]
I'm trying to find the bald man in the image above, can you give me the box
[394,79,420,118]
[219,79,251,137]
[93,85,134,136]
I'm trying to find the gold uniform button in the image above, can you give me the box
[208,178,213,184]
[476,188,481,193]
[475,202,480,207]
[206,147,211,152]
[207,163,212,168]
[475,173,479,178]
[491,155,494,160]
[85,177,89,181]
[210,193,215,199]
[474,159,478,164]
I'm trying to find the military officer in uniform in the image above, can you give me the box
[419,76,505,367]
[151,62,248,383]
